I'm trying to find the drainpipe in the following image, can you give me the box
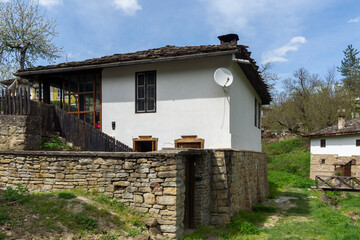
[232,54,251,64]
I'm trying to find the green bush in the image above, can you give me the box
[268,171,314,189]
[2,184,30,203]
[58,192,76,200]
[41,136,67,150]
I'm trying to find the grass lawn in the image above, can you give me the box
[184,185,360,240]
[0,185,149,239]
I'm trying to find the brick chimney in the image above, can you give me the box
[218,33,239,45]
[338,116,345,130]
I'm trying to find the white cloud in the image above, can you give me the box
[113,0,141,16]
[261,36,307,64]
[349,16,360,23]
[38,0,62,7]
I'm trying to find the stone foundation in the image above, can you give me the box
[310,154,360,179]
[0,115,42,150]
[0,149,268,238]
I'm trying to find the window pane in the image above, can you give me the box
[137,74,145,85]
[137,99,145,112]
[148,86,155,98]
[69,94,78,112]
[85,113,94,125]
[147,99,155,111]
[95,93,101,111]
[138,86,145,99]
[147,73,155,85]
[79,94,94,111]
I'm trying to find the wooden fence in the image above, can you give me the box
[0,87,133,152]
[0,87,31,115]
[315,175,360,190]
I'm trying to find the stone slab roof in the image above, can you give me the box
[15,42,271,104]
[305,118,360,137]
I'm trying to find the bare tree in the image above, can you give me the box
[259,62,279,96]
[0,0,60,79]
[263,67,355,134]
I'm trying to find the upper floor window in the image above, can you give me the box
[255,98,261,128]
[255,98,258,127]
[136,71,156,113]
[321,139,326,148]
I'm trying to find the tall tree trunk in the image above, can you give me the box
[20,48,27,70]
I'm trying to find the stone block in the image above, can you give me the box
[134,194,144,203]
[144,193,155,204]
[163,187,177,195]
[157,196,176,206]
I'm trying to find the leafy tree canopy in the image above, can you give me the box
[337,44,360,92]
[0,0,61,80]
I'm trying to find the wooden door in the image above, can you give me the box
[184,158,195,228]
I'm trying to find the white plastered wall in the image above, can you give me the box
[311,135,360,157]
[101,55,261,151]
[229,61,262,152]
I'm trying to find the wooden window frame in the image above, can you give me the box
[356,139,360,147]
[320,139,326,148]
[133,136,158,152]
[174,135,204,149]
[135,71,156,113]
[61,70,102,130]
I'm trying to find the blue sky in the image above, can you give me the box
[34,0,360,91]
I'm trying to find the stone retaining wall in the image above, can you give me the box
[0,115,42,150]
[0,149,268,238]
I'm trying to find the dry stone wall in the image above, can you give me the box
[310,154,360,179]
[209,150,268,225]
[0,115,41,150]
[0,149,268,238]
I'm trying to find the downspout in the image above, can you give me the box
[232,54,251,64]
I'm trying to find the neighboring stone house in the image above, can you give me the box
[306,117,360,179]
[15,33,271,152]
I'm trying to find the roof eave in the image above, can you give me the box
[304,131,360,138]
[16,50,238,77]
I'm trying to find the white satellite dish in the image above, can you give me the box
[214,68,233,87]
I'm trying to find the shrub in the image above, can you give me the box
[58,192,76,199]
[41,136,67,150]
[236,221,260,235]
[2,184,30,203]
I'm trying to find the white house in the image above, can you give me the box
[16,34,271,152]
[306,116,360,179]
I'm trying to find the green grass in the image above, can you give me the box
[268,171,315,189]
[263,138,311,178]
[0,186,149,239]
[184,169,360,240]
